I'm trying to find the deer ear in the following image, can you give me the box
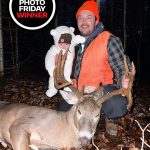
[92,87,104,106]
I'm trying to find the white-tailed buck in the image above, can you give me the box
[0,50,135,150]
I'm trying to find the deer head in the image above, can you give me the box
[73,94,101,147]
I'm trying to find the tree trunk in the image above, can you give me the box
[0,0,4,77]
[15,26,19,75]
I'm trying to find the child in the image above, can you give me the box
[45,26,85,97]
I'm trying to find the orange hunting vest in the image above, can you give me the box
[76,31,113,91]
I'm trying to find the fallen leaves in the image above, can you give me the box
[0,77,150,150]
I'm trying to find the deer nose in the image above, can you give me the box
[80,137,90,148]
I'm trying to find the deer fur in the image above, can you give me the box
[0,90,103,150]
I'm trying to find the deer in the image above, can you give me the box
[0,50,135,150]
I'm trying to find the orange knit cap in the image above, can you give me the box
[76,0,100,22]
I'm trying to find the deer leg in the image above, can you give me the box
[9,125,31,150]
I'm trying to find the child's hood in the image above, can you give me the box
[50,26,85,48]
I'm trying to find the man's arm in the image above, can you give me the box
[107,35,125,87]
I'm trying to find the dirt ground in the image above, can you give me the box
[0,77,150,150]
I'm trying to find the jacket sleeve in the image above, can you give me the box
[45,45,57,77]
[107,35,125,87]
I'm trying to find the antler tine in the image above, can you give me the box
[53,49,71,89]
[129,62,136,87]
[124,55,129,76]
[96,88,127,106]
[61,49,68,77]
[123,55,136,110]
[56,50,62,81]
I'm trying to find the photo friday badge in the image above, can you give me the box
[9,0,56,30]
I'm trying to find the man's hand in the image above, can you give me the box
[122,75,129,89]
[122,75,129,96]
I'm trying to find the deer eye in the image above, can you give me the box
[77,109,82,119]
[94,114,100,121]
[95,114,99,118]
[93,114,100,122]
[78,110,81,115]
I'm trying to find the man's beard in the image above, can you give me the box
[79,25,94,38]
[80,31,92,37]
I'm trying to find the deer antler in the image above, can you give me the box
[96,87,127,106]
[53,50,82,103]
[53,49,71,89]
[123,55,136,110]
[96,55,136,111]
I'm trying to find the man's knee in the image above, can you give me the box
[102,95,128,118]
[101,84,128,118]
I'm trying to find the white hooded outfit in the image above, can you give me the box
[45,26,85,97]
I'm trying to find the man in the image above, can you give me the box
[59,0,130,136]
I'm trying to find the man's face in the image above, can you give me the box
[77,10,98,38]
